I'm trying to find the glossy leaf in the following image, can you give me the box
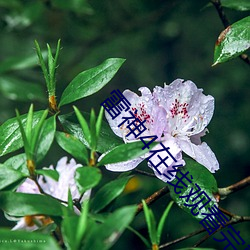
[56,131,89,165]
[36,116,56,162]
[167,158,218,221]
[213,16,250,65]
[59,58,125,106]
[59,113,123,153]
[157,201,174,244]
[0,76,46,102]
[4,154,28,175]
[83,205,137,250]
[97,141,157,166]
[0,228,60,250]
[0,192,65,216]
[36,169,59,181]
[0,164,27,190]
[75,167,102,194]
[91,176,132,213]
[0,111,44,157]
[221,0,250,11]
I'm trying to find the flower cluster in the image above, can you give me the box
[102,79,219,181]
[11,157,89,231]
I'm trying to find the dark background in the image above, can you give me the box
[0,0,249,249]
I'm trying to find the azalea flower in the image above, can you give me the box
[11,157,89,231]
[102,79,219,182]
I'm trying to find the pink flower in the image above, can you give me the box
[102,79,219,181]
[11,157,90,231]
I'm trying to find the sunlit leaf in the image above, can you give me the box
[59,58,125,106]
[213,16,250,65]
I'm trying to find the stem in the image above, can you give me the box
[218,176,250,199]
[136,186,169,215]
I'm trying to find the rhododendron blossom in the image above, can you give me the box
[11,157,89,231]
[102,79,219,182]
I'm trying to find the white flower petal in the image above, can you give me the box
[16,178,40,194]
[178,138,219,173]
[12,218,38,231]
[105,156,145,172]
[147,138,185,182]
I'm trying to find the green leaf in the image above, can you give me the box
[52,0,93,14]
[0,192,65,216]
[59,58,125,106]
[0,164,27,190]
[167,158,218,221]
[62,215,80,250]
[75,167,102,194]
[36,116,56,162]
[157,201,174,244]
[0,228,60,250]
[83,205,137,250]
[90,108,97,150]
[36,169,59,181]
[213,16,250,65]
[97,141,157,166]
[96,106,104,140]
[221,0,250,11]
[4,154,28,175]
[91,176,132,213]
[73,106,91,147]
[0,111,44,157]
[0,76,46,102]
[142,200,157,245]
[59,112,123,153]
[56,131,89,165]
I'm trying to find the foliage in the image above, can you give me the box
[0,1,249,250]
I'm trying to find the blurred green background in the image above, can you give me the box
[0,0,249,249]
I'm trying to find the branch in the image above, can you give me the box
[218,176,250,199]
[134,169,156,178]
[211,0,250,66]
[159,227,206,249]
[193,210,250,247]
[136,186,169,215]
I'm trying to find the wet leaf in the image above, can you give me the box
[59,58,125,106]
[59,112,123,154]
[0,111,44,157]
[167,158,218,221]
[213,16,250,65]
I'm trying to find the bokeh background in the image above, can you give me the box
[0,0,249,249]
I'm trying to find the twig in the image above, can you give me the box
[136,186,169,215]
[159,227,206,249]
[134,169,156,178]
[211,0,250,66]
[193,214,250,247]
[218,176,250,199]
